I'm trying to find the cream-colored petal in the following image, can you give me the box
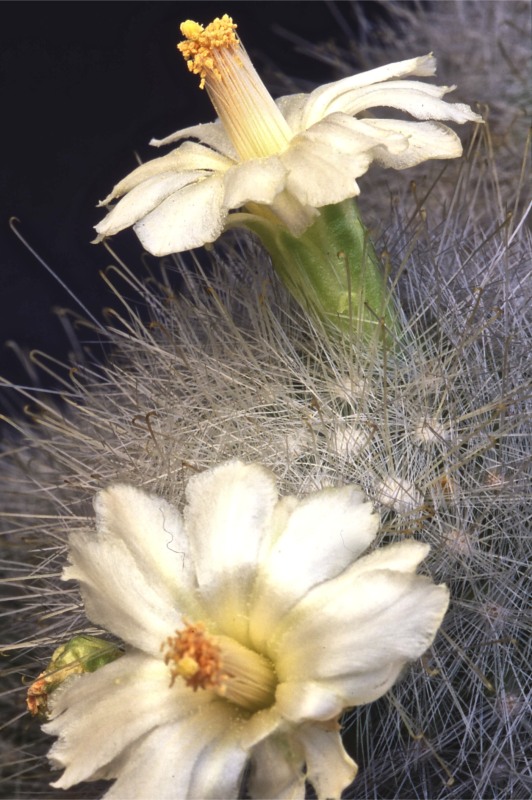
[150,120,238,159]
[64,531,182,655]
[282,135,367,207]
[248,734,306,800]
[307,79,463,119]
[95,172,207,239]
[361,119,464,166]
[285,54,437,130]
[45,652,211,789]
[97,142,232,205]
[276,661,418,722]
[273,567,449,689]
[158,140,234,171]
[302,113,409,155]
[133,173,226,256]
[184,461,278,643]
[297,723,358,799]
[344,538,430,576]
[267,190,319,236]
[323,114,462,167]
[240,704,284,751]
[275,92,308,134]
[93,485,198,610]
[97,153,189,204]
[332,84,482,122]
[101,703,245,799]
[276,681,344,723]
[185,708,249,799]
[250,486,378,651]
[281,113,410,207]
[223,156,287,209]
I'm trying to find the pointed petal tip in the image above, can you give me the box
[96,194,114,207]
[417,52,437,74]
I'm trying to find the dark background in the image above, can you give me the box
[0,1,390,391]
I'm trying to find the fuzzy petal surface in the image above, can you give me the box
[248,734,305,799]
[281,54,438,130]
[223,156,287,209]
[64,532,182,655]
[184,461,279,642]
[297,723,358,799]
[102,705,247,799]
[133,173,226,255]
[94,484,196,601]
[362,118,464,166]
[97,142,232,205]
[333,83,482,122]
[151,120,238,159]
[250,486,378,650]
[44,652,213,789]
[272,565,449,698]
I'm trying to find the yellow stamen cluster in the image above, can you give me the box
[178,14,239,89]
[163,621,278,712]
[162,622,226,691]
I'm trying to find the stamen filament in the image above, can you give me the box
[178,15,293,161]
[162,622,277,712]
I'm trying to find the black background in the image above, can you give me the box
[1,1,389,390]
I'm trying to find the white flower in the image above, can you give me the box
[94,14,482,256]
[44,460,449,799]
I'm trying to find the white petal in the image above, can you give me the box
[97,142,232,204]
[275,92,308,134]
[133,173,226,255]
[332,84,481,123]
[184,461,278,643]
[276,680,345,723]
[96,172,198,238]
[94,485,199,611]
[223,156,287,209]
[248,734,305,800]
[150,120,238,159]
[45,652,210,789]
[297,723,358,799]
[267,191,319,236]
[285,54,437,130]
[273,565,449,698]
[64,530,182,654]
[304,113,408,156]
[158,140,234,171]
[282,113,409,206]
[103,703,245,799]
[282,135,366,206]
[309,79,453,118]
[250,486,378,651]
[240,705,284,750]
[277,662,406,721]
[361,119,464,166]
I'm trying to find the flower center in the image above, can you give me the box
[162,621,277,712]
[178,14,293,161]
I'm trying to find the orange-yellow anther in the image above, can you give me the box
[26,674,49,717]
[178,15,239,89]
[162,622,226,691]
